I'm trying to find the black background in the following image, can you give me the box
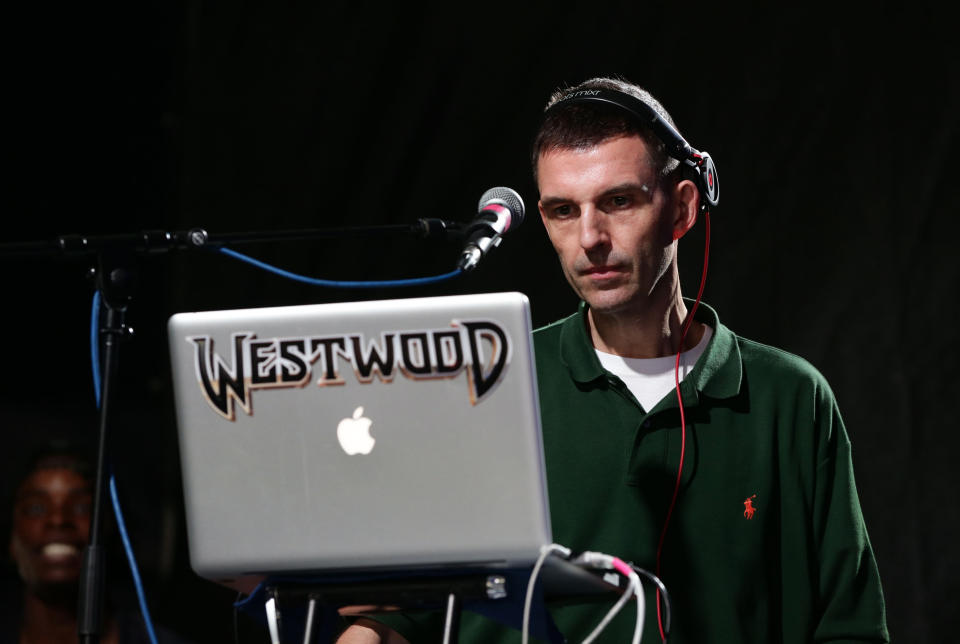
[2,2,957,642]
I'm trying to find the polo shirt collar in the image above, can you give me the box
[557,300,742,401]
[557,302,605,383]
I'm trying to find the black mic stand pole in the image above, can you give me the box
[0,220,463,644]
[79,250,136,644]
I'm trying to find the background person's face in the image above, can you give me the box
[9,467,92,592]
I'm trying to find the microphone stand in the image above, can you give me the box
[0,220,462,644]
[79,249,134,644]
[0,218,462,258]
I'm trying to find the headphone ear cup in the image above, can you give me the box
[696,152,720,209]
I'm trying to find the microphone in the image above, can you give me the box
[457,187,525,272]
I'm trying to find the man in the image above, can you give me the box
[2,442,196,643]
[340,77,888,643]
[3,447,103,644]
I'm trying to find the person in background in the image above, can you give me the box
[2,442,192,644]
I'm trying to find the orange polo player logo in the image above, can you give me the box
[743,494,757,520]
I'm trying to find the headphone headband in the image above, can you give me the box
[545,87,720,209]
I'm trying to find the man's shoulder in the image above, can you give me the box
[732,331,833,398]
[533,313,576,339]
[531,311,579,360]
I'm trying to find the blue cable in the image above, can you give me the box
[233,581,265,609]
[217,246,463,288]
[91,291,160,644]
[109,475,159,644]
[90,291,102,407]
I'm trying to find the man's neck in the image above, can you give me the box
[587,269,705,358]
[20,590,76,644]
[19,590,119,644]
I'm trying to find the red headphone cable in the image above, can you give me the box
[654,209,711,641]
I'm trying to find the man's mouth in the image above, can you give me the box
[42,543,79,558]
[583,265,623,278]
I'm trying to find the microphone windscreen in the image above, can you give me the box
[478,187,525,228]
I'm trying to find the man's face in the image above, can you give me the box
[537,135,682,317]
[9,467,92,592]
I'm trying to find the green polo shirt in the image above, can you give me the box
[372,301,888,643]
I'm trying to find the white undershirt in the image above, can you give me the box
[594,326,714,412]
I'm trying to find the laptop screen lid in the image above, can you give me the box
[168,291,550,582]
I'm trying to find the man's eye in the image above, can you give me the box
[72,501,92,517]
[21,502,47,518]
[552,205,574,218]
[610,195,631,208]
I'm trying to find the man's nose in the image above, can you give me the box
[46,506,72,528]
[579,205,608,250]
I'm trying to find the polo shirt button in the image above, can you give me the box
[642,420,651,428]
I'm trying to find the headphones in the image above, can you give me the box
[545,88,720,212]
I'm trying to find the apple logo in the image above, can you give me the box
[336,406,375,455]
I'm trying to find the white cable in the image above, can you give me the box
[573,552,646,644]
[265,596,281,644]
[522,543,571,644]
[581,573,636,644]
[631,570,645,644]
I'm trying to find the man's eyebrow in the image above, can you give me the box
[598,182,652,198]
[15,490,49,500]
[540,182,652,209]
[15,484,92,499]
[539,195,569,208]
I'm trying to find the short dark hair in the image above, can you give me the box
[531,76,682,185]
[8,439,95,503]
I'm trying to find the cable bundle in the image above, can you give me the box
[522,543,665,644]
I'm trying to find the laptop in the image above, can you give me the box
[168,291,552,587]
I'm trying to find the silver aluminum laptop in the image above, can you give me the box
[168,292,551,583]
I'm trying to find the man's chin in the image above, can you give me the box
[32,579,80,603]
[580,289,638,316]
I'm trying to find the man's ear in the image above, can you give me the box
[538,200,555,243]
[672,179,700,241]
